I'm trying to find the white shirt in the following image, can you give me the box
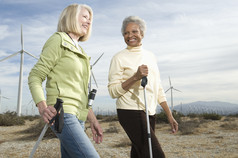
[108,45,167,115]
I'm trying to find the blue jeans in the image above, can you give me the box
[51,113,100,158]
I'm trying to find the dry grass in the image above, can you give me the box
[105,122,120,133]
[220,122,238,130]
[16,119,56,141]
[113,137,131,148]
[0,115,238,158]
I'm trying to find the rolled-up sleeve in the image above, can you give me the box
[108,55,127,98]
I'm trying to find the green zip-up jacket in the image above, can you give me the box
[28,32,91,121]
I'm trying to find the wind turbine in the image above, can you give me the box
[89,53,104,92]
[0,25,38,116]
[0,89,10,113]
[165,76,181,111]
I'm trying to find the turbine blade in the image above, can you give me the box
[173,88,182,92]
[2,96,10,99]
[27,99,33,105]
[0,51,20,62]
[24,51,39,60]
[21,24,24,50]
[169,76,171,86]
[91,70,98,88]
[165,88,171,93]
[92,52,104,67]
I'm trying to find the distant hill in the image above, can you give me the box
[171,101,238,115]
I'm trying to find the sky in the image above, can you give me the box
[0,0,238,115]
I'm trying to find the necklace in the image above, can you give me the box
[66,33,80,50]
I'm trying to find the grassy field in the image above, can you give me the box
[0,111,238,158]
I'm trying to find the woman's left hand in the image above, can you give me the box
[90,120,103,144]
[168,116,178,134]
[87,109,103,144]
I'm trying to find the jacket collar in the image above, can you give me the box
[56,32,90,60]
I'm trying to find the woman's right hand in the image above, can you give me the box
[37,101,57,124]
[122,64,149,91]
[134,64,148,80]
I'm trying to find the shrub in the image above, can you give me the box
[155,110,182,124]
[0,111,25,126]
[96,115,118,122]
[113,138,131,147]
[105,126,119,133]
[227,113,238,117]
[202,113,222,120]
[19,118,56,140]
[96,115,104,120]
[179,120,201,135]
[155,110,168,123]
[101,115,118,122]
[105,122,120,133]
[22,115,40,121]
[187,113,201,118]
[220,123,238,130]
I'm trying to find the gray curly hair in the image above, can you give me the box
[121,16,147,37]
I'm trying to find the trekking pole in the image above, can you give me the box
[141,76,153,158]
[29,98,63,158]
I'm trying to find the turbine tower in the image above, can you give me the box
[165,76,181,111]
[0,25,38,116]
[0,89,10,113]
[89,53,104,92]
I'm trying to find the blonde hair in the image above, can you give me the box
[57,4,93,41]
[121,16,146,37]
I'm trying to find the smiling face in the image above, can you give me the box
[123,22,143,47]
[78,8,91,36]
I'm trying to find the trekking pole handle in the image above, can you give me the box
[49,98,64,124]
[29,98,64,158]
[141,76,148,87]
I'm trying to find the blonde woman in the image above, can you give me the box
[28,4,103,158]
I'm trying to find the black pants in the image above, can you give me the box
[117,109,165,158]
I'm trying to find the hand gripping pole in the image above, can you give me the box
[29,98,63,158]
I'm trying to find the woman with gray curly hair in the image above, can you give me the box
[108,16,178,158]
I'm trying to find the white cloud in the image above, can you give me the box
[0,50,10,57]
[0,25,10,40]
